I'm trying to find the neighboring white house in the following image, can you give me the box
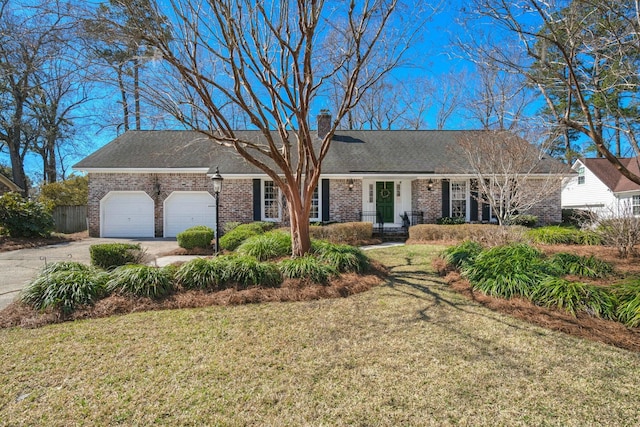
[562,158,640,217]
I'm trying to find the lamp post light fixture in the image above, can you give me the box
[211,167,224,254]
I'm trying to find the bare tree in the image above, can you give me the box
[0,0,74,194]
[456,131,563,225]
[462,60,536,131]
[465,0,640,181]
[426,72,466,130]
[331,75,431,130]
[587,201,640,258]
[102,0,424,256]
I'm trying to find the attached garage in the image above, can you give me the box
[100,191,155,238]
[164,191,216,238]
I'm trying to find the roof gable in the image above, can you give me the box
[581,158,640,193]
[0,173,21,192]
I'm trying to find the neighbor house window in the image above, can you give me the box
[577,166,585,185]
[451,181,467,218]
[263,180,281,220]
[633,195,640,215]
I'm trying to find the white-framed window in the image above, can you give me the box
[577,166,585,185]
[451,181,467,218]
[263,180,281,221]
[633,195,640,215]
[263,180,321,222]
[309,185,320,221]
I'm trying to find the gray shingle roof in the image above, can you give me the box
[73,129,567,175]
[582,157,640,192]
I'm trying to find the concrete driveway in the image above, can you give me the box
[0,238,180,310]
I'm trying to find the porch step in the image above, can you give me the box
[372,227,409,242]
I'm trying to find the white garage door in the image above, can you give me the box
[164,191,216,238]
[101,191,155,238]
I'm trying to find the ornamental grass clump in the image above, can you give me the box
[20,263,108,314]
[547,253,614,278]
[224,255,282,289]
[312,240,370,273]
[440,240,484,269]
[612,281,640,327]
[278,255,337,284]
[106,265,175,299]
[175,256,231,290]
[462,244,550,299]
[531,277,617,318]
[219,222,276,251]
[236,230,292,260]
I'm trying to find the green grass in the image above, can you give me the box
[236,230,292,260]
[462,244,551,299]
[19,263,108,314]
[547,253,614,278]
[1,244,639,426]
[531,277,617,318]
[313,240,370,273]
[278,254,337,283]
[440,240,484,268]
[613,280,640,328]
[106,264,175,299]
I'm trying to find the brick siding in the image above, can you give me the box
[329,179,362,222]
[88,173,253,237]
[89,174,561,236]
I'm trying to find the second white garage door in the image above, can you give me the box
[164,191,216,238]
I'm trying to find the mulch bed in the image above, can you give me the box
[0,261,388,329]
[434,244,640,353]
[0,231,88,253]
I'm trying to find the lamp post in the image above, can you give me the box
[211,167,223,254]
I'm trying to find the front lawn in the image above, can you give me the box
[1,244,639,426]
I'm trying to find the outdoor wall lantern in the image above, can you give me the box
[348,178,354,191]
[211,167,224,254]
[427,178,434,191]
[154,177,161,196]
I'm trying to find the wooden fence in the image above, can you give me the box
[52,205,87,234]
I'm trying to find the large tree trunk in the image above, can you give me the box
[45,139,57,183]
[8,97,28,196]
[287,192,312,257]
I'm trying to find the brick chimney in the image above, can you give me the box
[317,109,331,139]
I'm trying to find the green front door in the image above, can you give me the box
[376,181,395,223]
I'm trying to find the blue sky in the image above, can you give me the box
[3,1,551,180]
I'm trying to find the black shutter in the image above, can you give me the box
[321,179,330,222]
[252,179,261,221]
[441,179,450,217]
[482,179,490,221]
[470,179,478,222]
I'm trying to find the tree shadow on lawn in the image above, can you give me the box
[380,257,640,353]
[385,271,541,335]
